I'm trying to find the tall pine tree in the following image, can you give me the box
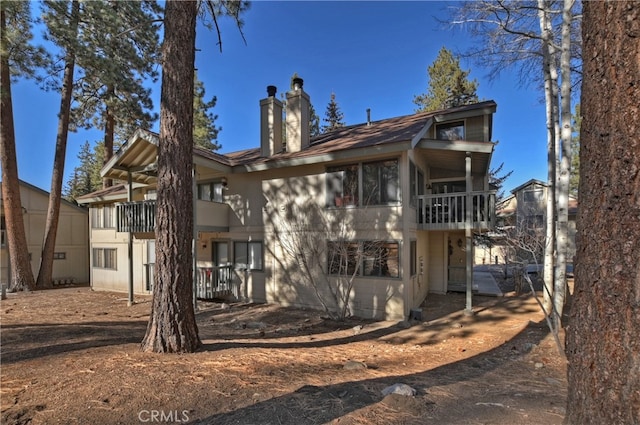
[413,46,479,112]
[0,1,47,291]
[321,92,345,133]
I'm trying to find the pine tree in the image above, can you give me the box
[64,140,105,201]
[193,71,221,150]
[309,103,321,138]
[321,92,345,133]
[413,46,479,112]
[1,1,48,291]
[58,0,162,187]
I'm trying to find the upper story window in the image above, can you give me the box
[197,182,224,203]
[523,189,544,203]
[327,159,399,207]
[91,205,115,229]
[436,121,465,141]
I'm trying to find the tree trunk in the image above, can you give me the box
[565,1,640,423]
[140,0,200,353]
[552,0,574,328]
[103,95,114,189]
[37,0,79,289]
[0,7,35,291]
[538,0,557,314]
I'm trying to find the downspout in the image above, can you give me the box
[464,152,474,315]
[127,171,134,306]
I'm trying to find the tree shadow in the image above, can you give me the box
[192,319,552,425]
[0,320,147,364]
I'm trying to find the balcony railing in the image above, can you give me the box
[417,191,496,230]
[116,200,229,233]
[116,200,156,233]
[145,263,237,300]
[196,265,236,299]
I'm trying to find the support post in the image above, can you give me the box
[464,152,474,316]
[127,171,134,306]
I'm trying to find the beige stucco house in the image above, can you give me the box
[0,180,89,286]
[77,77,498,320]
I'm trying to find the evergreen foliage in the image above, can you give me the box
[193,71,221,150]
[64,141,105,201]
[413,46,479,112]
[309,103,321,138]
[321,92,345,133]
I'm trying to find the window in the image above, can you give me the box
[363,241,399,277]
[197,182,224,202]
[327,164,359,207]
[93,248,117,270]
[436,121,465,141]
[410,240,417,276]
[409,161,425,206]
[327,241,360,276]
[53,252,66,260]
[363,160,399,205]
[91,206,115,229]
[328,240,400,278]
[234,241,263,271]
[523,189,544,203]
[327,159,399,207]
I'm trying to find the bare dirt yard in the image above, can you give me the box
[1,281,568,425]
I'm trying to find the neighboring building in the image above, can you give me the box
[487,178,578,266]
[0,180,89,286]
[77,77,498,320]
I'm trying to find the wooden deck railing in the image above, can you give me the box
[416,191,496,230]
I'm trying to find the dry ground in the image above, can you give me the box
[0,282,568,425]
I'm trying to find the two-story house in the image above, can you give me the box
[77,77,497,320]
[494,178,578,267]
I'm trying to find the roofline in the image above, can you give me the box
[0,179,88,213]
[510,178,548,194]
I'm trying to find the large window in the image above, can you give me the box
[91,206,115,229]
[523,189,544,203]
[92,248,117,270]
[327,159,399,207]
[436,121,465,141]
[234,241,263,271]
[327,240,400,278]
[197,181,225,203]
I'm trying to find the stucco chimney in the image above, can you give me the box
[285,77,310,153]
[260,85,283,157]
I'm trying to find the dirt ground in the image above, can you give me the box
[1,276,568,425]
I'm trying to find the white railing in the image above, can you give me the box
[417,191,496,229]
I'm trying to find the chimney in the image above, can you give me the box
[260,85,283,157]
[285,76,310,153]
[366,108,371,126]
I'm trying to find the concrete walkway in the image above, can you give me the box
[473,270,503,296]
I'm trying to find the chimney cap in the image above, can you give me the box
[292,77,304,91]
[267,85,277,97]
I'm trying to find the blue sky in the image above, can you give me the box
[11,1,549,195]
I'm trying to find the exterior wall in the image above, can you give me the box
[0,182,89,286]
[88,227,151,294]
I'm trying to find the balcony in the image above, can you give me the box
[145,263,238,300]
[417,191,496,231]
[116,200,229,233]
[116,200,156,233]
